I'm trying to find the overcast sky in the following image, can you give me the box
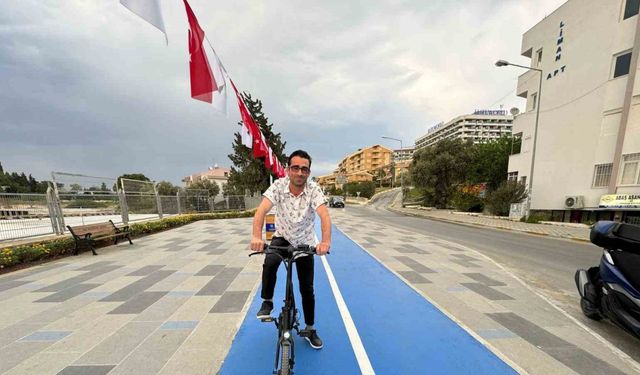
[0,0,567,185]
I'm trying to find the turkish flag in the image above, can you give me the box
[184,0,217,103]
[253,132,268,158]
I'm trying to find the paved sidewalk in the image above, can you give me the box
[389,206,590,242]
[331,209,639,375]
[0,213,636,374]
[0,218,260,375]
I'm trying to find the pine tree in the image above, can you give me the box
[226,92,287,195]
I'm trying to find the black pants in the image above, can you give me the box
[261,237,315,326]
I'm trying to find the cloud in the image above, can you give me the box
[0,0,567,181]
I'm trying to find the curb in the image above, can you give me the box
[388,207,591,244]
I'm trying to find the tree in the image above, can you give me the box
[226,92,287,195]
[466,136,513,191]
[100,182,109,192]
[375,168,385,188]
[189,179,220,197]
[114,173,151,192]
[70,184,82,192]
[409,138,473,208]
[156,181,180,196]
[345,181,376,198]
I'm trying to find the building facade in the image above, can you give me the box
[393,147,415,162]
[316,145,393,190]
[182,165,230,191]
[415,110,514,150]
[338,144,393,175]
[508,0,640,224]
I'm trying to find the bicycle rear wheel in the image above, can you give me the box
[279,342,291,375]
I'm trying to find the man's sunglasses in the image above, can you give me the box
[289,165,311,174]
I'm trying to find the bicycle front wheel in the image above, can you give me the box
[279,342,291,375]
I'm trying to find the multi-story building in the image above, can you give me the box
[338,144,392,175]
[507,0,640,224]
[316,145,392,190]
[415,110,514,150]
[393,147,415,162]
[182,165,230,191]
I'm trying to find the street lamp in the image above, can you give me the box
[495,59,543,218]
[382,136,404,198]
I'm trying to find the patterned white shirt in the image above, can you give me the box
[263,176,326,247]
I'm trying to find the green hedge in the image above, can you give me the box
[0,210,255,271]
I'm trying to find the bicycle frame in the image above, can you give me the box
[250,244,318,375]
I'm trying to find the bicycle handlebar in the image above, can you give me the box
[248,244,328,258]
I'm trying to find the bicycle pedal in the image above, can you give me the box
[260,316,274,322]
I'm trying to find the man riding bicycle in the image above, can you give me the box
[250,149,332,350]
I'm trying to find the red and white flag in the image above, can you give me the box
[211,50,228,116]
[239,122,252,148]
[253,132,268,158]
[231,79,260,147]
[271,156,279,175]
[276,160,285,177]
[120,0,168,44]
[265,147,274,168]
[184,0,217,103]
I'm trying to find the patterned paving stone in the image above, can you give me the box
[100,270,175,302]
[20,330,72,342]
[196,268,242,296]
[210,291,251,313]
[108,291,168,314]
[57,365,116,375]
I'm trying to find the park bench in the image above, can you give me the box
[67,220,132,255]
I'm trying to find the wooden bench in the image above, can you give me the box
[67,220,132,256]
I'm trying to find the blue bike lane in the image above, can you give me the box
[220,224,517,374]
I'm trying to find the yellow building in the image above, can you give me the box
[316,145,393,190]
[316,174,337,188]
[338,145,392,176]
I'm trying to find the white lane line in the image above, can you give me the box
[321,255,375,375]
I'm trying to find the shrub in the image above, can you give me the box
[0,210,255,271]
[485,181,527,216]
[450,191,484,212]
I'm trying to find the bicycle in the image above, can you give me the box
[249,244,325,375]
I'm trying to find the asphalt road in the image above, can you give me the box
[344,190,640,365]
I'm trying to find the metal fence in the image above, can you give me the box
[0,187,260,243]
[0,192,57,241]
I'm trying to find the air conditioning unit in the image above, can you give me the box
[564,195,584,209]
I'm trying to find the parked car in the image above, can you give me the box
[329,196,345,208]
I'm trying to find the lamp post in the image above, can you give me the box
[495,59,542,218]
[382,136,404,198]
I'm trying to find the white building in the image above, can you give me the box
[182,165,230,191]
[507,0,640,224]
[415,110,513,150]
[393,147,415,162]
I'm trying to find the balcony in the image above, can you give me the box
[516,69,538,98]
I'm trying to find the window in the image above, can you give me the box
[507,172,519,182]
[536,48,543,67]
[624,0,639,20]
[613,52,632,78]
[592,163,613,188]
[520,176,527,186]
[511,133,522,155]
[531,93,538,111]
[620,153,640,185]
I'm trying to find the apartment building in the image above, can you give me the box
[507,0,640,224]
[415,110,514,150]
